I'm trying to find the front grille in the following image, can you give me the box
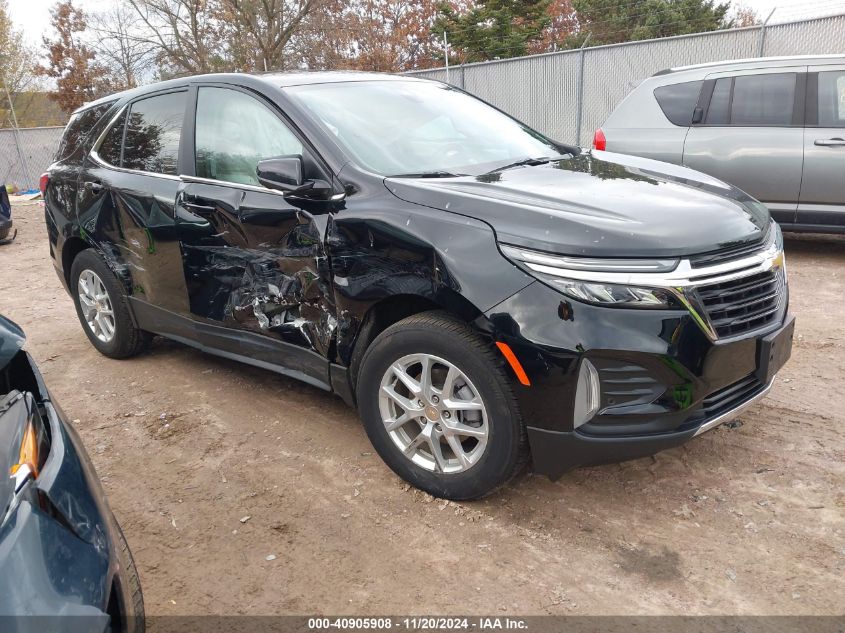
[696,269,784,338]
[678,373,765,432]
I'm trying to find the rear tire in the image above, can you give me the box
[356,311,527,500]
[70,249,150,358]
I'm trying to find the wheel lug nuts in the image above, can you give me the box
[431,395,439,404]
[443,411,451,419]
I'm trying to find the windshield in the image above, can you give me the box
[285,80,567,177]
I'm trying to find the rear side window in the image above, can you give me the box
[705,78,731,125]
[123,91,187,175]
[818,70,845,127]
[653,81,703,126]
[97,110,126,166]
[56,101,115,162]
[731,74,795,125]
[704,73,796,126]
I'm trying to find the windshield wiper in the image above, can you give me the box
[486,155,567,174]
[389,171,466,178]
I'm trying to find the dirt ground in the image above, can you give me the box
[1,199,843,616]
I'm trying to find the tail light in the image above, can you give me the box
[39,173,49,198]
[592,128,606,151]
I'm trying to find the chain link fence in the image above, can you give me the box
[408,13,845,146]
[0,126,64,193]
[2,12,844,190]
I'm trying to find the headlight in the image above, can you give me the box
[500,245,682,309]
[544,278,677,308]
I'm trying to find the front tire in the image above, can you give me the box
[112,518,145,633]
[356,312,527,500]
[70,249,150,359]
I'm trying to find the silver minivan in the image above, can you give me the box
[596,55,845,233]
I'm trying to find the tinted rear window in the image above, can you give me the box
[122,91,187,175]
[704,74,796,126]
[818,70,845,127]
[653,81,702,126]
[55,101,116,162]
[731,73,795,125]
[98,110,126,166]
[705,77,731,125]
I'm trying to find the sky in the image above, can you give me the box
[8,0,845,48]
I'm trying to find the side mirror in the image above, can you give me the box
[257,156,304,191]
[256,156,334,200]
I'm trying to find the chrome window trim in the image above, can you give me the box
[179,174,346,201]
[89,149,183,182]
[180,174,288,196]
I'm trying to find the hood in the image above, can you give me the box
[385,150,771,258]
[0,315,25,372]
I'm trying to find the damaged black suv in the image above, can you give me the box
[44,73,794,500]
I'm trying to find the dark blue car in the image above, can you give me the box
[0,315,144,632]
[0,187,13,243]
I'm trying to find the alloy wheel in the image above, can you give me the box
[77,269,116,343]
[378,353,489,474]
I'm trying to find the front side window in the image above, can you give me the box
[285,80,564,177]
[122,91,187,175]
[730,73,795,126]
[194,87,303,186]
[818,70,845,127]
[653,81,703,126]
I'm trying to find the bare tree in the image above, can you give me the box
[295,0,450,73]
[126,0,226,75]
[220,0,326,71]
[0,0,39,97]
[89,1,158,89]
[38,0,111,113]
[731,3,759,27]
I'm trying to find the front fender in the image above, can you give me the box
[328,198,532,366]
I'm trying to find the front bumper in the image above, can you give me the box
[526,377,774,478]
[485,281,793,479]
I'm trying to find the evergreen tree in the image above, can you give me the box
[435,0,552,63]
[572,0,733,46]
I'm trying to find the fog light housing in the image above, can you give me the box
[573,358,600,429]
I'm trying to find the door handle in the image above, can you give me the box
[814,138,845,147]
[180,195,217,215]
[84,180,103,193]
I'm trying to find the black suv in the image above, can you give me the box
[43,72,794,500]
